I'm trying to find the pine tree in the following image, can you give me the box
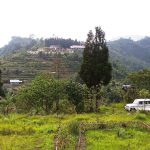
[79,27,112,111]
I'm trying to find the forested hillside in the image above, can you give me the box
[108,37,150,71]
[0,36,150,81]
[0,37,81,56]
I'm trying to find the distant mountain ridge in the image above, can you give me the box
[108,37,150,71]
[0,36,150,72]
[0,37,81,56]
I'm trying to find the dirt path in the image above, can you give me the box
[54,127,61,150]
[76,132,86,150]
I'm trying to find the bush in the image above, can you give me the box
[117,128,126,138]
[57,99,76,114]
[135,113,146,120]
[98,105,111,113]
[68,121,80,135]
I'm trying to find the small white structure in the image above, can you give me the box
[10,80,22,85]
[125,99,150,111]
[122,85,132,91]
[70,45,85,49]
[49,45,60,50]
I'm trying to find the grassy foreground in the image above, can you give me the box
[86,128,150,150]
[0,103,150,149]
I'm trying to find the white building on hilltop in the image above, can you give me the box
[10,80,22,85]
[70,45,85,49]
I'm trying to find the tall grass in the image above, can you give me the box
[86,128,150,150]
[0,103,150,149]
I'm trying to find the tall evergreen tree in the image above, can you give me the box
[79,27,112,111]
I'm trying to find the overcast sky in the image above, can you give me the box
[0,0,150,47]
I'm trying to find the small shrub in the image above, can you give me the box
[55,99,76,114]
[25,126,35,135]
[68,121,80,135]
[0,128,15,135]
[117,128,126,138]
[135,113,146,120]
[99,105,110,113]
[140,110,150,115]
[98,124,107,129]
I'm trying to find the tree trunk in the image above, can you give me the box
[45,99,50,114]
[56,99,59,112]
[89,88,94,112]
[95,86,100,112]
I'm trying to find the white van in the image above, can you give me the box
[125,99,150,111]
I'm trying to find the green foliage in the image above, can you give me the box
[123,88,138,103]
[117,128,126,138]
[0,104,150,149]
[15,74,89,114]
[109,38,150,71]
[65,80,88,113]
[128,69,150,90]
[135,113,147,120]
[86,128,150,150]
[68,120,80,136]
[98,105,111,113]
[0,36,81,56]
[111,60,128,80]
[0,114,58,149]
[79,27,112,111]
[15,73,65,114]
[79,27,112,88]
[138,89,150,98]
[45,37,81,48]
[100,81,123,103]
[1,36,150,83]
[58,99,76,114]
[0,93,16,115]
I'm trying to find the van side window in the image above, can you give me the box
[144,101,148,104]
[139,101,143,105]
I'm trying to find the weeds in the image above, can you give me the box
[0,103,149,149]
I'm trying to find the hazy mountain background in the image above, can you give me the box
[0,36,150,81]
[108,37,150,71]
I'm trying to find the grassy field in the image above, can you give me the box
[0,103,150,149]
[0,114,58,149]
[86,128,150,150]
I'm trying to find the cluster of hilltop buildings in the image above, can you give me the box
[28,45,85,55]
[3,45,85,91]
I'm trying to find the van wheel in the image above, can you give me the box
[130,108,136,112]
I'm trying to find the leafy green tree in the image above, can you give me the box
[138,89,150,98]
[79,27,112,111]
[0,93,15,115]
[65,80,88,113]
[15,73,65,114]
[128,69,150,90]
[100,81,123,103]
[123,88,138,103]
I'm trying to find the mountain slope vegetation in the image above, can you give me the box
[0,36,150,81]
[108,37,150,71]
